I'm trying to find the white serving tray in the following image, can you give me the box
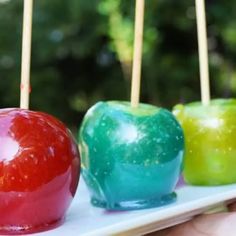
[29,178,236,236]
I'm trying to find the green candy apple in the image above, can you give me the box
[173,98,236,185]
[79,101,184,210]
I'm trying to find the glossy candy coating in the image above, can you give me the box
[79,101,184,210]
[0,109,80,234]
[173,99,236,185]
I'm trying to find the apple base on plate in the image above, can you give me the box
[90,192,177,211]
[0,219,63,235]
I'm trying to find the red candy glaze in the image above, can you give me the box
[0,109,80,234]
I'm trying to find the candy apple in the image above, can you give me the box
[0,108,80,234]
[79,101,184,210]
[173,98,236,185]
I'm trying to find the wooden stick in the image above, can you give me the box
[195,0,211,105]
[20,0,34,109]
[131,0,145,108]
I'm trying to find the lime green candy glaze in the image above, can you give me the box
[79,101,184,210]
[173,98,236,186]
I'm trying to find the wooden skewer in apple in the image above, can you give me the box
[195,0,211,106]
[20,0,33,109]
[0,1,80,234]
[78,0,184,211]
[130,0,145,108]
[173,0,236,186]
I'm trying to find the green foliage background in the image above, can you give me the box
[1,0,236,129]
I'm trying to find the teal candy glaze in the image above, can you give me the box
[79,101,184,210]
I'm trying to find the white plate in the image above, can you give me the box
[30,179,236,236]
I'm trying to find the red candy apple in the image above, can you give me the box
[0,108,80,234]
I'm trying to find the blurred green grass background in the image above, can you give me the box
[1,0,236,130]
